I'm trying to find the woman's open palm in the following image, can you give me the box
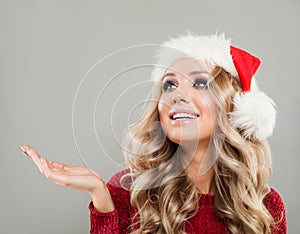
[20,144,115,212]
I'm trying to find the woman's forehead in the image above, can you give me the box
[164,57,214,75]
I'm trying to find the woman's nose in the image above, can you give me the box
[172,89,189,104]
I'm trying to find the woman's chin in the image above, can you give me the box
[167,134,201,145]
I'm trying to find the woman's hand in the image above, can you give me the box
[19,144,115,213]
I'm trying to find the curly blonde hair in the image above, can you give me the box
[121,65,274,233]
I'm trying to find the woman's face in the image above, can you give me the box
[158,57,218,145]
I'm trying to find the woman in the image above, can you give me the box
[20,33,287,233]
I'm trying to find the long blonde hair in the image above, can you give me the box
[121,66,274,233]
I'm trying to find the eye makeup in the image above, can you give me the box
[161,70,212,92]
[192,78,209,89]
[162,80,178,92]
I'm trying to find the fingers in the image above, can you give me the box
[50,161,66,170]
[41,158,95,189]
[41,157,70,186]
[20,144,44,174]
[20,144,102,187]
[49,162,87,175]
[19,145,31,159]
[50,162,102,179]
[22,144,40,158]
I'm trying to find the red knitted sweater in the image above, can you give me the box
[89,169,287,234]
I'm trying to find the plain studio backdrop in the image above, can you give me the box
[1,0,299,233]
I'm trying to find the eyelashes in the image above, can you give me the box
[162,80,178,92]
[162,78,209,92]
[192,78,209,89]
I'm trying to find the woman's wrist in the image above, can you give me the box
[89,183,115,212]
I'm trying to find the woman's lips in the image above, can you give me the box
[169,108,199,126]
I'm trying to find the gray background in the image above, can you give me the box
[1,0,299,233]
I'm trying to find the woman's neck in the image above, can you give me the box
[179,140,216,194]
[187,163,215,194]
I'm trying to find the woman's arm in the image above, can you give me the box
[20,144,116,225]
[89,169,134,234]
[264,187,287,234]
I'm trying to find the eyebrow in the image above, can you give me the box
[161,72,176,80]
[161,70,209,80]
[189,70,209,76]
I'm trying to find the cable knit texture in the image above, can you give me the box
[89,169,287,234]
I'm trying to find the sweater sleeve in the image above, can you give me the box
[89,169,133,234]
[264,187,287,234]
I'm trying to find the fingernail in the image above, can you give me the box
[20,146,31,158]
[22,152,31,158]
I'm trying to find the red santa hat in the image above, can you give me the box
[151,33,277,140]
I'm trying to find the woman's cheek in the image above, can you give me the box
[158,98,170,120]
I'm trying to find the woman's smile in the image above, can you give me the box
[169,108,200,126]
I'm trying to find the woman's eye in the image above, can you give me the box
[192,78,208,89]
[162,80,177,92]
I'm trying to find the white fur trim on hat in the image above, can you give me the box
[151,33,238,82]
[229,79,277,140]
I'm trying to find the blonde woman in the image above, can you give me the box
[20,34,287,233]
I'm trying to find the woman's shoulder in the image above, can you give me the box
[263,187,285,211]
[263,187,287,232]
[105,169,134,217]
[106,168,132,191]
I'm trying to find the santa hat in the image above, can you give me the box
[151,33,277,140]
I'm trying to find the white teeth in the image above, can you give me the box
[173,113,198,120]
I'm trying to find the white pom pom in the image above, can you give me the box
[229,91,277,140]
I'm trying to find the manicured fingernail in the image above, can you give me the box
[20,146,31,158]
[22,152,30,158]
